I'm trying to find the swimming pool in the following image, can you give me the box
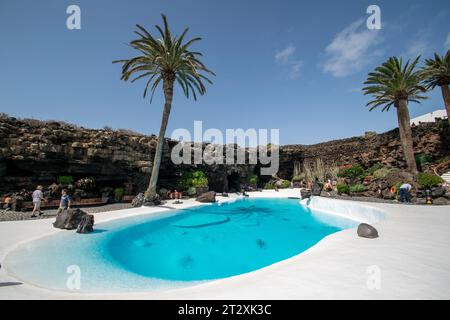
[5,198,359,293]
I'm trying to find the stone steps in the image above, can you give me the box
[441,172,450,183]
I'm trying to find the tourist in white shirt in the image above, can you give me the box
[399,183,412,203]
[31,185,45,217]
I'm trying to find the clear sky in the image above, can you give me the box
[0,0,449,145]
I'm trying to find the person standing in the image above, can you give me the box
[57,189,71,214]
[31,186,45,217]
[399,183,412,203]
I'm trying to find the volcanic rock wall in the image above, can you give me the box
[0,116,255,194]
[278,121,449,179]
[0,115,448,194]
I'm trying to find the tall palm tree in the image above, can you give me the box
[420,50,450,124]
[363,56,427,174]
[114,14,214,203]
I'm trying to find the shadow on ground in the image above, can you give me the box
[0,282,23,287]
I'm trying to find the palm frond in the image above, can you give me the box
[420,50,450,89]
[363,56,427,112]
[114,14,214,103]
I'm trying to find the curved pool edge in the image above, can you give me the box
[299,196,386,224]
[0,195,245,293]
[1,195,242,257]
[1,190,387,298]
[5,189,450,299]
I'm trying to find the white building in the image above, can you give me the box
[410,109,447,125]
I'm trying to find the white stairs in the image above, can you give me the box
[441,171,450,183]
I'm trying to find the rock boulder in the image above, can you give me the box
[433,197,448,205]
[300,189,312,199]
[131,193,145,207]
[357,223,379,239]
[76,214,94,234]
[311,182,323,196]
[53,208,87,230]
[196,191,216,203]
[143,193,162,206]
[431,186,446,198]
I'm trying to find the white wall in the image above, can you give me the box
[410,109,447,125]
[300,196,386,224]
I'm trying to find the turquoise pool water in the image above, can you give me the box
[6,198,359,292]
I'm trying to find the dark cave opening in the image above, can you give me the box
[226,172,241,192]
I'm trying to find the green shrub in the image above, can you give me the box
[373,167,391,179]
[114,187,125,200]
[186,187,197,196]
[415,154,433,166]
[280,180,290,188]
[337,165,366,180]
[364,131,377,138]
[336,184,350,194]
[179,170,208,189]
[57,175,74,185]
[367,163,384,175]
[191,171,208,187]
[248,174,258,186]
[292,175,304,182]
[417,173,443,189]
[349,184,366,193]
[264,181,275,189]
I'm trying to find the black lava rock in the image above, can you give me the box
[76,214,94,234]
[53,208,87,230]
[357,223,379,238]
[131,193,145,207]
[311,182,323,196]
[300,189,312,199]
[196,191,216,203]
[143,193,162,206]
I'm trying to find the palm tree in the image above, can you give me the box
[363,56,427,174]
[420,50,450,124]
[114,14,214,202]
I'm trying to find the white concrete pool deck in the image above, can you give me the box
[0,188,449,299]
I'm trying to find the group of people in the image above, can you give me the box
[0,178,425,217]
[31,186,71,217]
[304,178,414,203]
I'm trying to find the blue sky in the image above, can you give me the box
[0,0,449,145]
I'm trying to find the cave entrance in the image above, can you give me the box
[226,172,241,192]
[5,159,34,177]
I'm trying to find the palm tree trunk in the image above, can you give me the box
[396,99,417,174]
[144,78,174,199]
[441,85,450,124]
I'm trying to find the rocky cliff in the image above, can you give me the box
[278,121,449,179]
[0,115,448,195]
[0,116,255,194]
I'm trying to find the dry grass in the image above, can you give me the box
[299,158,339,183]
